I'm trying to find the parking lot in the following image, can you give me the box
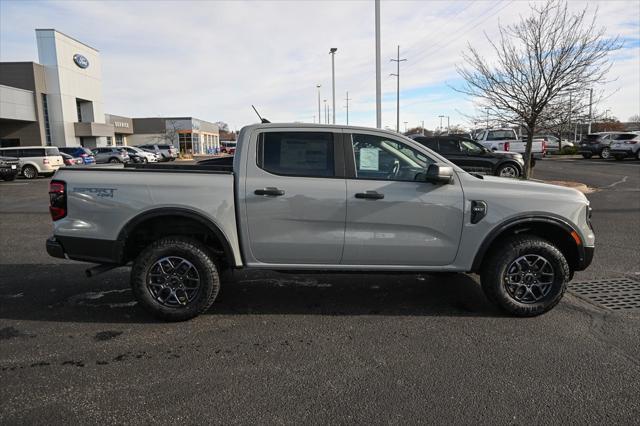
[1,158,639,424]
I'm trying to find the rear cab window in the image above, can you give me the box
[257,131,335,177]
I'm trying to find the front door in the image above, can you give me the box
[244,130,346,265]
[342,132,464,266]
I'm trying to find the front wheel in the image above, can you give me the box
[130,237,220,321]
[1,173,17,181]
[581,153,593,159]
[480,235,570,317]
[496,163,521,178]
[600,147,611,159]
[109,158,121,163]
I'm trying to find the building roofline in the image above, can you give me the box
[35,29,99,52]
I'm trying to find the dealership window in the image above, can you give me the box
[106,137,113,146]
[178,133,193,155]
[115,134,124,146]
[76,100,83,122]
[192,133,200,154]
[42,94,52,146]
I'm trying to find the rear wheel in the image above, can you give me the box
[600,147,611,159]
[581,153,592,159]
[130,237,220,321]
[480,235,570,317]
[636,150,640,160]
[109,157,121,163]
[22,165,37,179]
[1,173,17,181]
[496,163,520,178]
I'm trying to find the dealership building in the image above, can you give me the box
[0,29,219,154]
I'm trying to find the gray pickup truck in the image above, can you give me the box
[46,123,594,321]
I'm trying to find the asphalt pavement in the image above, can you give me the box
[1,158,639,424]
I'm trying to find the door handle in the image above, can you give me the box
[355,191,384,200]
[254,187,285,196]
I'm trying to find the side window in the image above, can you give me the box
[257,131,335,177]
[350,133,434,182]
[22,148,45,157]
[2,149,18,157]
[439,139,461,154]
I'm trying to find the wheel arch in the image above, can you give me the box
[117,207,236,267]
[471,215,587,273]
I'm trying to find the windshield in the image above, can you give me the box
[487,130,516,141]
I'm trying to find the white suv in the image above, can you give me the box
[0,146,64,179]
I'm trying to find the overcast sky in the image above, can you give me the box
[1,0,638,131]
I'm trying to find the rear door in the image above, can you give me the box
[342,131,464,266]
[243,129,347,265]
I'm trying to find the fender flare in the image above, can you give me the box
[117,207,236,265]
[471,214,586,272]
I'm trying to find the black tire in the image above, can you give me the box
[21,165,38,179]
[480,235,570,317]
[130,237,220,321]
[496,163,521,178]
[614,155,624,161]
[109,157,121,163]
[636,150,640,161]
[1,173,17,181]
[581,153,592,159]
[600,147,611,159]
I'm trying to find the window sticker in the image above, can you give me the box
[359,147,379,171]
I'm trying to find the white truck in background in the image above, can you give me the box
[475,129,546,159]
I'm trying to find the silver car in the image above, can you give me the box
[610,133,640,160]
[91,147,131,164]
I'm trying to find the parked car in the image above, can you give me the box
[0,146,63,179]
[610,133,640,160]
[60,152,83,166]
[413,136,525,178]
[47,123,594,321]
[578,132,625,159]
[533,135,574,151]
[475,128,546,159]
[220,141,237,155]
[135,144,178,161]
[91,147,131,164]
[57,147,96,165]
[122,146,158,163]
[0,155,20,181]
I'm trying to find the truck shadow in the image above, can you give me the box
[0,264,501,324]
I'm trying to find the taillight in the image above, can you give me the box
[504,142,510,151]
[43,158,50,165]
[80,153,88,157]
[586,205,593,230]
[49,180,67,221]
[626,141,638,144]
[542,141,547,152]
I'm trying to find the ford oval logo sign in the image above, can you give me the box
[73,54,89,69]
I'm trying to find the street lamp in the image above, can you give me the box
[316,85,321,125]
[323,99,328,124]
[329,48,337,125]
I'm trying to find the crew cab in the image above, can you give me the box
[475,129,546,159]
[46,124,594,321]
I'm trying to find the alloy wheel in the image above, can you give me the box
[146,256,201,307]
[499,165,518,178]
[601,148,611,159]
[22,166,37,179]
[503,254,555,304]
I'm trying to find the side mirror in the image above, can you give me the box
[425,163,454,184]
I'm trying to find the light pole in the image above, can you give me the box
[485,107,489,130]
[438,115,444,132]
[329,48,337,125]
[421,120,425,135]
[447,116,450,134]
[375,0,381,128]
[390,45,407,132]
[403,121,408,133]
[588,88,593,134]
[323,99,328,124]
[345,91,352,125]
[316,85,321,125]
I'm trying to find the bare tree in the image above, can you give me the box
[456,0,621,177]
